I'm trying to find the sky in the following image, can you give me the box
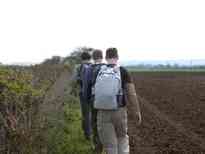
[0,0,205,64]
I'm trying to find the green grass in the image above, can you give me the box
[47,95,94,154]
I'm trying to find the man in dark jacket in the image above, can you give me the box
[76,52,93,140]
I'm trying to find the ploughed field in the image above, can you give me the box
[128,72,205,154]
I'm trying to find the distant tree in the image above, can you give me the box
[42,56,62,65]
[63,46,94,65]
[173,63,179,69]
[155,64,164,69]
[165,63,172,69]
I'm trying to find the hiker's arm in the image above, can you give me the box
[125,83,142,124]
[121,66,141,124]
[125,83,141,113]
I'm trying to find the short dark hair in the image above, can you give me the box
[81,52,91,61]
[92,49,103,60]
[105,48,119,59]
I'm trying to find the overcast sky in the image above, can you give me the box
[0,0,205,64]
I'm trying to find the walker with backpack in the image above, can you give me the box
[93,64,123,110]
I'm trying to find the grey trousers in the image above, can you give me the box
[97,107,129,154]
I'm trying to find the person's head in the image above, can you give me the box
[105,47,119,64]
[81,52,91,63]
[92,49,103,63]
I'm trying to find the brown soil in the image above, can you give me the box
[128,72,205,154]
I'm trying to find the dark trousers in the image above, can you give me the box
[79,93,92,139]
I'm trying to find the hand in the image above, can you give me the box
[136,112,142,125]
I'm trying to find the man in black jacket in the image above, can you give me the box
[76,52,92,140]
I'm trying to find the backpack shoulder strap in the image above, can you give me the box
[91,64,106,86]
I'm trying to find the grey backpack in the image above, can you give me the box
[94,65,123,110]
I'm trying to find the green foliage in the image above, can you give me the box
[0,66,45,154]
[31,63,67,91]
[0,67,39,96]
[47,94,93,154]
[0,53,95,154]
